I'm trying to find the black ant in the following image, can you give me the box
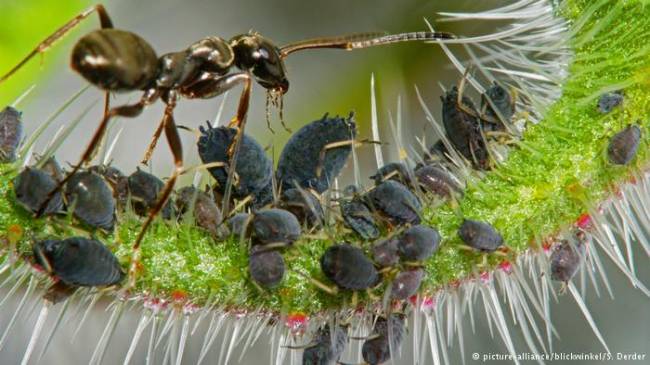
[0,4,454,290]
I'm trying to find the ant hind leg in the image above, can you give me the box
[126,102,183,290]
[0,4,114,84]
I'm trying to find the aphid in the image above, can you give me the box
[414,163,463,199]
[458,219,504,252]
[33,237,124,287]
[550,240,585,283]
[13,167,63,214]
[361,314,406,365]
[341,198,380,240]
[128,168,174,219]
[197,123,273,200]
[176,186,228,239]
[89,164,129,209]
[0,106,23,162]
[597,91,624,114]
[279,188,324,228]
[397,225,441,261]
[370,162,415,188]
[607,124,641,165]
[390,268,425,300]
[440,86,490,170]
[1,3,452,285]
[371,238,400,267]
[302,325,348,365]
[276,113,356,193]
[251,208,301,246]
[481,82,514,128]
[228,212,251,237]
[65,171,115,230]
[366,180,422,225]
[248,245,285,288]
[320,243,378,290]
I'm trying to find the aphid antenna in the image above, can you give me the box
[291,268,339,295]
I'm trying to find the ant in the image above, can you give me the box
[0,4,454,290]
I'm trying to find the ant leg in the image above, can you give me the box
[127,102,182,290]
[140,119,165,165]
[35,89,159,217]
[0,4,114,83]
[181,72,253,215]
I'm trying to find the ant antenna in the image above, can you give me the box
[279,31,455,57]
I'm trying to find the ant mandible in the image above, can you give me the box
[0,4,454,290]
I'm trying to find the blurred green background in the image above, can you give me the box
[0,1,648,364]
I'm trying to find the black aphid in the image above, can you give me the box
[597,91,624,114]
[33,237,124,287]
[248,245,285,288]
[371,238,400,267]
[13,167,63,214]
[0,106,23,162]
[341,198,380,240]
[65,171,116,230]
[228,212,251,237]
[415,164,463,199]
[320,243,378,290]
[251,208,301,246]
[302,325,348,365]
[280,188,324,228]
[366,180,422,225]
[277,113,356,193]
[458,219,504,252]
[397,225,441,261]
[89,164,129,209]
[390,268,425,300]
[370,162,415,189]
[128,168,174,219]
[481,82,514,127]
[608,124,641,165]
[362,314,406,365]
[252,181,274,208]
[197,123,273,200]
[550,240,585,283]
[176,186,228,239]
[441,87,490,170]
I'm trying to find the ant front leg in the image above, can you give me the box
[182,71,253,215]
[0,4,113,84]
[35,89,159,217]
[127,100,182,291]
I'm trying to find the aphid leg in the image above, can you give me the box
[292,270,339,295]
[0,4,114,83]
[127,101,182,290]
[35,90,160,217]
[315,139,361,178]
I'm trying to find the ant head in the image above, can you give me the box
[230,34,289,94]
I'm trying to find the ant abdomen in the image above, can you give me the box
[71,29,158,91]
